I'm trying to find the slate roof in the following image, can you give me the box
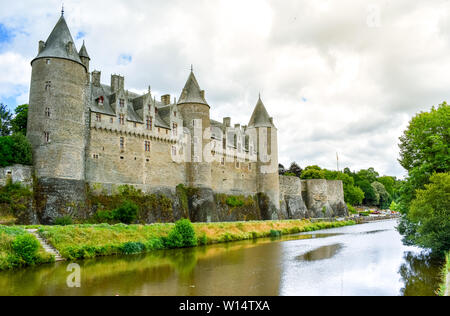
[32,15,84,67]
[248,96,275,128]
[78,41,90,59]
[178,71,208,106]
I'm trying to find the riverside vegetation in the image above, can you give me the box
[0,219,355,268]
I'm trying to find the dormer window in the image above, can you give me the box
[98,96,104,105]
[148,104,151,112]
[119,99,125,108]
[174,111,177,117]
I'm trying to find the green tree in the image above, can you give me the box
[399,173,450,256]
[10,104,28,135]
[356,179,379,206]
[397,102,450,256]
[0,103,12,136]
[300,166,326,179]
[377,176,396,197]
[371,181,392,209]
[344,184,365,206]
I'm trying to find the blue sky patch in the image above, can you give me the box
[118,54,132,65]
[301,97,308,102]
[76,31,86,40]
[0,23,14,51]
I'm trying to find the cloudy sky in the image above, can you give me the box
[1,0,449,178]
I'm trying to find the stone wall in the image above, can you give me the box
[279,177,348,219]
[279,176,308,219]
[0,164,33,187]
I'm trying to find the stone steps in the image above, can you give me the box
[26,229,65,262]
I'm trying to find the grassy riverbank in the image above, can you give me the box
[37,219,355,260]
[0,226,54,271]
[438,252,450,296]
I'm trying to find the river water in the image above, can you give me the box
[0,219,443,296]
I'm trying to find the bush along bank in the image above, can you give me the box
[438,252,450,296]
[39,219,356,260]
[0,226,54,271]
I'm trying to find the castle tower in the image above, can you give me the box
[27,13,88,182]
[248,96,280,217]
[177,69,212,189]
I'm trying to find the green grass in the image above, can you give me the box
[39,219,356,260]
[0,226,54,271]
[438,252,450,296]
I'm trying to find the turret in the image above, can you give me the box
[78,41,90,73]
[27,13,88,181]
[248,95,280,217]
[177,69,212,189]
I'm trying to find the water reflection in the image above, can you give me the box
[0,220,443,296]
[296,244,343,262]
[399,251,444,296]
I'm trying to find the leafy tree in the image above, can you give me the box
[356,179,379,206]
[377,176,396,197]
[344,184,365,206]
[10,104,28,135]
[355,168,379,184]
[0,134,32,167]
[399,173,450,256]
[371,181,392,209]
[397,102,450,256]
[301,166,325,179]
[287,162,303,177]
[0,103,12,136]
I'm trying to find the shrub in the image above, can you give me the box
[198,233,208,246]
[347,203,357,214]
[112,201,138,224]
[53,216,73,226]
[226,196,245,208]
[120,242,146,254]
[270,230,282,237]
[11,234,39,265]
[166,219,197,248]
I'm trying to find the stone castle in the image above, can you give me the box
[19,13,348,223]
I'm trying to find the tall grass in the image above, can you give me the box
[39,219,356,260]
[438,252,450,296]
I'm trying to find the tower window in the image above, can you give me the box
[46,59,51,65]
[235,161,240,169]
[221,157,225,166]
[96,113,101,122]
[44,132,50,143]
[110,117,114,124]
[120,137,125,150]
[45,108,51,117]
[119,99,125,108]
[248,163,252,171]
[119,114,125,125]
[146,116,153,130]
[148,104,151,112]
[134,122,137,128]
[45,81,51,91]
[172,146,177,156]
[145,141,151,152]
[173,123,178,137]
[174,111,177,117]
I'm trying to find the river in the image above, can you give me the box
[0,219,443,296]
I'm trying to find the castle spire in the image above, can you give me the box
[78,40,90,59]
[32,13,84,67]
[248,95,274,128]
[178,70,208,106]
[61,4,64,16]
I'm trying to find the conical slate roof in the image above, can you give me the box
[32,15,83,66]
[78,41,90,59]
[248,96,275,128]
[178,71,208,106]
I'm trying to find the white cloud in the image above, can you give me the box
[1,0,448,178]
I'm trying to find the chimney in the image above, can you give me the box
[223,117,231,127]
[234,124,241,130]
[38,41,45,54]
[161,94,171,105]
[111,74,125,92]
[92,71,101,87]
